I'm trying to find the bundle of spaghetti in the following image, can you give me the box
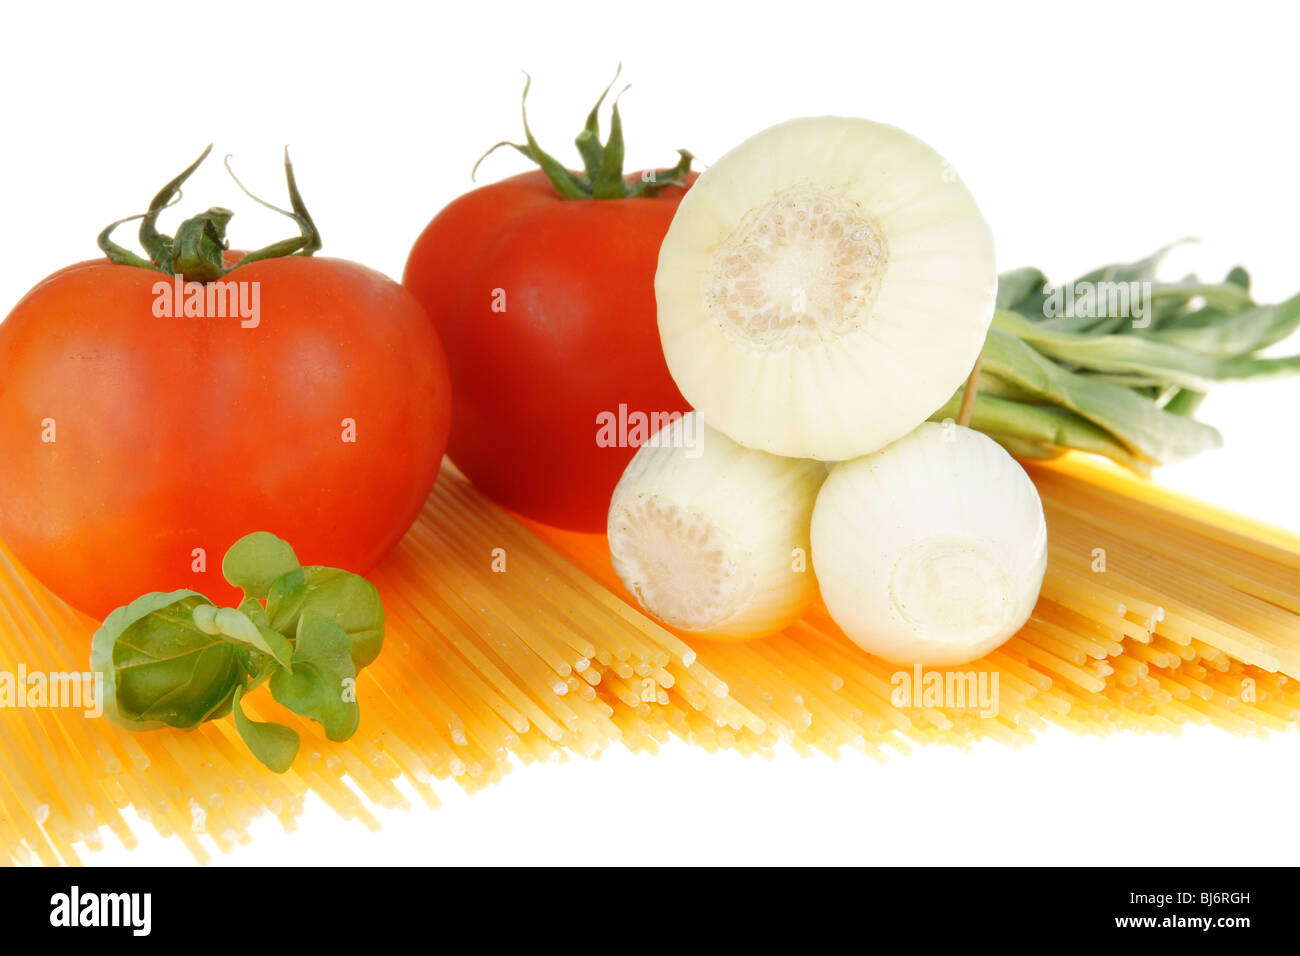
[0,455,1297,865]
[525,454,1300,754]
[0,467,748,866]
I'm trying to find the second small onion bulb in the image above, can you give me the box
[811,422,1047,666]
[608,412,826,640]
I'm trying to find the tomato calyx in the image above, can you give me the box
[97,144,322,281]
[472,66,694,200]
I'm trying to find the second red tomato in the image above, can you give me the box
[404,169,695,531]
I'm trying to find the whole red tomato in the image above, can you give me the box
[403,79,694,531]
[0,153,451,619]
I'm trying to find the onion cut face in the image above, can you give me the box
[608,412,825,641]
[810,423,1047,666]
[656,116,997,460]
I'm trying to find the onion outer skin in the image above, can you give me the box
[608,412,826,641]
[810,422,1047,666]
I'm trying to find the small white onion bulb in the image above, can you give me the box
[810,422,1047,665]
[608,412,826,640]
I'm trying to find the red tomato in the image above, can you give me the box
[0,255,452,618]
[403,169,695,532]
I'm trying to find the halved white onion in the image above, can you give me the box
[656,116,996,460]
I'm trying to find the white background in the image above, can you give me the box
[2,0,1298,865]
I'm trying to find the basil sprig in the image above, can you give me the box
[90,532,384,773]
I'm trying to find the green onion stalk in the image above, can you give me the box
[933,243,1300,472]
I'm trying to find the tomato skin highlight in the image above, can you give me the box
[403,169,695,532]
[0,256,453,618]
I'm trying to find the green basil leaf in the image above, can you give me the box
[190,603,294,673]
[238,596,270,629]
[191,603,221,634]
[232,631,291,692]
[254,626,294,674]
[235,601,287,689]
[268,613,359,742]
[266,566,385,671]
[222,531,300,601]
[232,683,300,774]
[214,606,263,644]
[90,590,240,731]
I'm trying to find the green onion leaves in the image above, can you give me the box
[934,247,1300,470]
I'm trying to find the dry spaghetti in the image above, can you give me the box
[0,457,1297,864]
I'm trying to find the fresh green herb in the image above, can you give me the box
[268,613,360,742]
[934,245,1300,470]
[221,531,302,600]
[231,683,299,775]
[89,590,240,732]
[266,566,385,671]
[90,532,384,773]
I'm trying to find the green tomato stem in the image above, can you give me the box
[97,145,322,278]
[472,68,694,200]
